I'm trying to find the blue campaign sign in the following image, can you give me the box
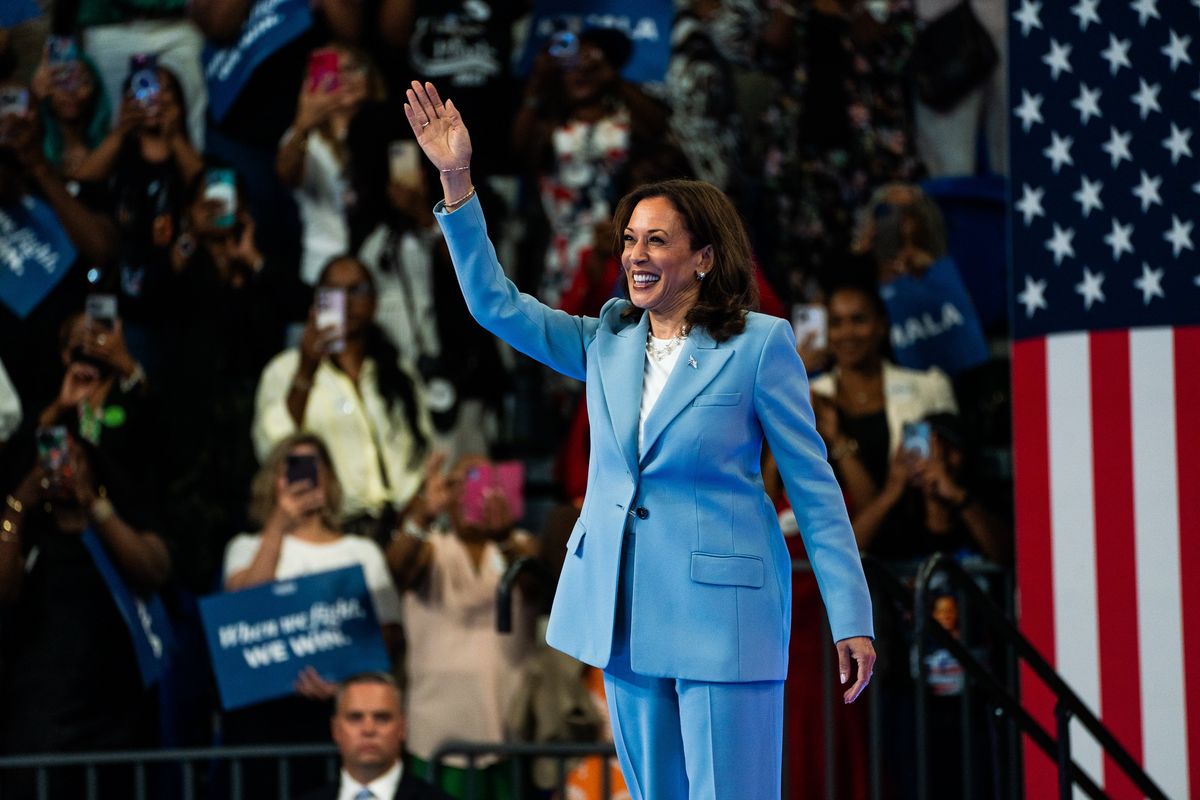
[81,529,174,688]
[0,195,77,319]
[203,0,313,122]
[199,565,390,711]
[518,0,673,84]
[881,257,989,377]
[0,0,40,27]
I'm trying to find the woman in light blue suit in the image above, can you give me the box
[404,81,875,800]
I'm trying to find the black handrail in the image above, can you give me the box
[912,552,1170,800]
[496,556,548,633]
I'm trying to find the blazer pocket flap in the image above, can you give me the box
[565,521,586,554]
[693,392,742,407]
[690,552,764,588]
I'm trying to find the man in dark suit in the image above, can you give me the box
[293,672,452,800]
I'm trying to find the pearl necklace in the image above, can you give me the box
[647,327,689,363]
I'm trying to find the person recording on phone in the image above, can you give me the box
[847,412,1011,563]
[404,80,874,800]
[220,433,403,795]
[151,167,292,589]
[385,452,536,797]
[356,145,508,460]
[808,281,958,545]
[253,256,432,542]
[0,316,169,787]
[30,40,113,181]
[72,59,203,373]
[277,44,385,284]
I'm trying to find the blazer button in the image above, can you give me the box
[635,507,649,520]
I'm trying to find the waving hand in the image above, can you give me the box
[404,81,472,174]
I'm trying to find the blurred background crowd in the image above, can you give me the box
[0,0,1011,797]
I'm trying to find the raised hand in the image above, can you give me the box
[403,81,472,174]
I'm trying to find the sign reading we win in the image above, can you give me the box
[199,566,390,710]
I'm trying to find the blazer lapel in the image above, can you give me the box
[596,311,649,477]
[638,327,733,466]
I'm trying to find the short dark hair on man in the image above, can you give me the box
[612,179,758,343]
[334,671,402,713]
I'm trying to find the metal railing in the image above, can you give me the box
[0,556,1029,800]
[0,744,338,800]
[912,552,1171,800]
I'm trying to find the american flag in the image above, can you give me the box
[1009,0,1199,797]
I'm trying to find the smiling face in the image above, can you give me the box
[621,196,711,322]
[827,287,888,370]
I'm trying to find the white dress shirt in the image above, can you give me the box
[337,760,402,800]
[638,338,685,455]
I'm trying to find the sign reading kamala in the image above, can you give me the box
[199,565,390,710]
[202,0,313,122]
[0,196,77,319]
[518,0,673,84]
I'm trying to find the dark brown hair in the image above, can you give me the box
[611,179,757,342]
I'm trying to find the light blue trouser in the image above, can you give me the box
[603,532,785,800]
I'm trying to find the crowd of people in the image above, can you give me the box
[0,0,1011,798]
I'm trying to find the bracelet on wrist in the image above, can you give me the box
[439,165,470,174]
[443,186,476,212]
[90,496,116,525]
[829,437,859,462]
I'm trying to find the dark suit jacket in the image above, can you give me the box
[291,768,454,800]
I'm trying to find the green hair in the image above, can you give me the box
[39,55,112,169]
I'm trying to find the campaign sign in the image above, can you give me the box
[881,257,989,377]
[0,0,40,27]
[0,195,77,319]
[203,0,313,122]
[81,529,174,688]
[199,565,390,710]
[518,0,673,84]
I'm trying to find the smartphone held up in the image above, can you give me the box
[84,294,118,331]
[315,288,346,354]
[461,461,525,528]
[901,421,932,460]
[204,168,238,229]
[128,53,161,108]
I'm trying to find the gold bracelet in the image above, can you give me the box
[91,496,116,525]
[443,186,476,212]
[829,437,859,462]
[5,495,23,514]
[1,518,19,543]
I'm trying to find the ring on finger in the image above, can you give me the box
[421,121,429,128]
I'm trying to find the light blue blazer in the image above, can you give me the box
[437,196,873,684]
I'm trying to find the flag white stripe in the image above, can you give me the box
[1130,328,1189,797]
[1046,332,1105,794]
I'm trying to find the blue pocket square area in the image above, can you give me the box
[690,552,764,588]
[692,392,742,407]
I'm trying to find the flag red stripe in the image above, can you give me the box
[1012,337,1057,797]
[1088,330,1143,798]
[1174,326,1200,799]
